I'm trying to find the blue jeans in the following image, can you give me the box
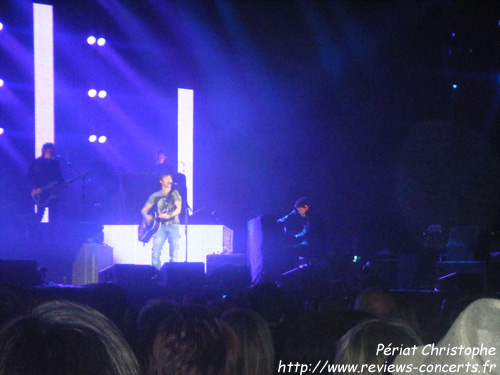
[152,223,180,270]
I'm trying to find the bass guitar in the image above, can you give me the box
[31,171,94,206]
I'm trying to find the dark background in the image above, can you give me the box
[1,0,500,256]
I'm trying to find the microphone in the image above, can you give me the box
[277,209,296,223]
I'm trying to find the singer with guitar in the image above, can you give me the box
[141,173,182,270]
[28,143,64,222]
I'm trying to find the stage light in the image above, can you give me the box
[98,135,107,143]
[87,36,96,45]
[452,84,458,89]
[0,79,4,87]
[34,3,54,161]
[88,89,97,97]
[97,37,106,46]
[451,32,456,37]
[0,23,3,31]
[0,128,4,135]
[178,88,194,209]
[89,135,97,142]
[98,90,107,98]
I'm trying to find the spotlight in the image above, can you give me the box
[97,37,106,46]
[89,135,97,142]
[87,36,96,45]
[0,23,3,31]
[451,32,456,37]
[88,89,97,97]
[0,79,4,87]
[98,136,107,143]
[452,84,458,89]
[0,128,4,135]
[98,90,107,98]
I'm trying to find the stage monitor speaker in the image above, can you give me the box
[98,264,156,287]
[206,254,247,274]
[206,254,250,288]
[160,262,205,289]
[72,243,113,285]
[0,260,41,287]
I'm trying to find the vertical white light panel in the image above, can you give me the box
[178,88,194,210]
[33,3,54,223]
[33,3,54,157]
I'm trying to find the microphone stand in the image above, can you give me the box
[184,202,192,262]
[173,182,191,262]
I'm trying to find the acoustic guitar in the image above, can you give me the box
[138,213,161,243]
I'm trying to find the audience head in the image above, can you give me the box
[247,283,287,326]
[281,314,340,365]
[136,299,179,370]
[335,319,422,374]
[392,298,500,375]
[147,305,239,375]
[354,288,397,319]
[221,308,274,375]
[0,300,140,375]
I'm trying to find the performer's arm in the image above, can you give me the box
[295,219,310,240]
[295,228,306,239]
[158,200,182,220]
[141,203,154,223]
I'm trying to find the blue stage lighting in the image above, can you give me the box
[98,136,107,143]
[88,89,97,97]
[451,32,456,37]
[452,84,458,89]
[0,128,4,135]
[98,90,107,98]
[89,135,97,142]
[0,22,3,31]
[0,79,4,87]
[87,36,96,45]
[97,37,106,46]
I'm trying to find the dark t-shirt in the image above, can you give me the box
[28,157,63,189]
[146,190,182,225]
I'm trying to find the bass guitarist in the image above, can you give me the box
[140,173,182,270]
[28,143,63,222]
